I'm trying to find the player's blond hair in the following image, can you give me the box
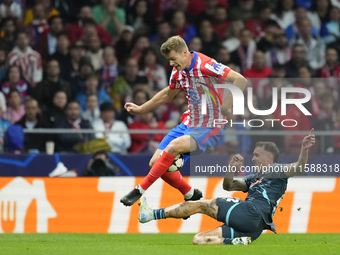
[160,36,188,57]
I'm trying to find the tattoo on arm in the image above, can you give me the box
[230,180,247,191]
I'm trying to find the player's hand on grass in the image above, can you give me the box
[230,154,244,169]
[302,128,315,150]
[124,102,142,114]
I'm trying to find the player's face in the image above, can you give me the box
[252,146,272,171]
[167,49,188,71]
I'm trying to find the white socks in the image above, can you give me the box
[136,184,146,194]
[184,187,194,199]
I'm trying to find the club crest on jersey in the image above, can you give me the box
[204,62,225,76]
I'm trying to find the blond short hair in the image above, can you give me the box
[160,36,188,57]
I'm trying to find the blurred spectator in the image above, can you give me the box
[118,88,149,126]
[75,73,112,112]
[243,50,272,94]
[53,100,95,152]
[309,0,332,32]
[196,0,220,25]
[23,0,59,26]
[7,31,43,87]
[84,150,119,176]
[35,59,71,110]
[212,5,229,41]
[221,114,251,154]
[71,56,94,96]
[265,30,291,68]
[333,108,340,153]
[69,41,86,78]
[230,28,256,72]
[256,20,282,53]
[92,0,126,37]
[0,91,5,111]
[128,110,167,154]
[314,92,337,153]
[160,89,187,123]
[228,0,255,22]
[250,114,285,153]
[115,25,134,64]
[110,57,148,106]
[320,6,340,45]
[290,17,326,70]
[86,34,103,71]
[131,35,150,61]
[245,5,272,41]
[0,0,22,19]
[171,10,196,44]
[222,20,243,52]
[139,47,167,91]
[97,46,119,91]
[284,44,311,78]
[50,33,73,80]
[82,93,100,124]
[43,90,67,127]
[0,17,17,51]
[258,75,293,108]
[150,21,172,67]
[310,80,327,116]
[188,36,202,52]
[0,103,11,152]
[25,3,50,47]
[15,98,46,152]
[214,46,231,66]
[284,103,313,154]
[93,102,131,153]
[52,0,80,23]
[315,92,337,122]
[128,0,156,36]
[2,87,24,124]
[285,6,318,41]
[35,15,64,66]
[318,47,340,100]
[270,0,296,29]
[199,19,219,57]
[0,65,31,101]
[165,101,188,129]
[67,6,111,46]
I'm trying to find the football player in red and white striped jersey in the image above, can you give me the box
[121,36,247,207]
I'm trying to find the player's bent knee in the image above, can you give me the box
[165,141,181,155]
[193,233,202,245]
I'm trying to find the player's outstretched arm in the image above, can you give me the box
[285,129,316,177]
[223,154,247,192]
[221,70,247,116]
[124,87,180,114]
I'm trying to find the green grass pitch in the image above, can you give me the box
[1,233,339,255]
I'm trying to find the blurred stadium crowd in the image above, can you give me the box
[0,0,339,155]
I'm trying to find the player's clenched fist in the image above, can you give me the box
[230,154,244,168]
[124,102,142,114]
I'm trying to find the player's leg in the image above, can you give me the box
[192,227,224,245]
[121,133,198,206]
[138,197,218,223]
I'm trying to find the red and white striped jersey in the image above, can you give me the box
[169,51,231,128]
[7,46,43,85]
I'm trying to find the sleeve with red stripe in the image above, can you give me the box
[202,59,231,79]
[168,68,182,90]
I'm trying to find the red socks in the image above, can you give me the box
[161,171,192,195]
[140,151,175,190]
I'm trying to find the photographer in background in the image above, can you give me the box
[84,150,119,176]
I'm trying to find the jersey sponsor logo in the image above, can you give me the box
[187,88,201,104]
[204,63,225,76]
